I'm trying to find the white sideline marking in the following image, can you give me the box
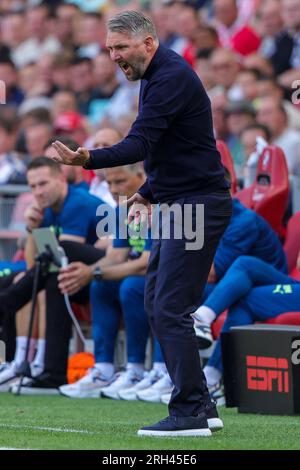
[0,423,93,434]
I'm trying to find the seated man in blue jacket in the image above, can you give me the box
[203,197,287,294]
[191,253,300,404]
[0,156,107,391]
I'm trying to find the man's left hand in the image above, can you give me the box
[58,262,94,296]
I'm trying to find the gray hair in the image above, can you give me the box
[107,10,158,41]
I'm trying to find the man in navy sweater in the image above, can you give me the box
[52,10,232,437]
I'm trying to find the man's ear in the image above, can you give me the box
[144,36,155,52]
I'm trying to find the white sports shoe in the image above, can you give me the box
[101,369,144,400]
[59,367,114,398]
[118,368,166,401]
[137,373,173,403]
[8,363,44,390]
[30,363,44,378]
[0,362,19,392]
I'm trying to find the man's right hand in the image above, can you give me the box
[24,204,44,231]
[51,141,90,166]
[297,251,300,271]
[58,262,94,296]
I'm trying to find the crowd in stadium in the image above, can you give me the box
[0,0,299,407]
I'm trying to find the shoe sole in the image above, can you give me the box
[11,387,59,396]
[59,389,102,399]
[118,393,138,401]
[207,418,223,432]
[137,428,212,437]
[0,378,18,393]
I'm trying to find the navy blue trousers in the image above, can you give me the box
[145,191,232,417]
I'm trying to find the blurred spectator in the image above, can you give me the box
[18,63,38,98]
[89,127,123,208]
[210,90,244,175]
[195,49,216,92]
[51,52,74,91]
[193,24,219,54]
[150,2,180,50]
[52,90,77,119]
[270,0,300,87]
[240,122,271,187]
[0,58,24,107]
[226,100,257,136]
[53,2,80,51]
[34,54,59,97]
[11,3,61,68]
[69,57,103,117]
[76,12,106,59]
[52,91,78,119]
[24,122,53,159]
[90,51,120,125]
[257,97,300,175]
[174,2,202,66]
[225,100,257,177]
[243,52,274,77]
[101,80,140,126]
[234,68,261,102]
[240,123,271,160]
[212,0,261,56]
[256,76,300,130]
[19,107,52,130]
[210,48,241,99]
[1,12,27,64]
[0,114,28,185]
[53,111,88,146]
[257,0,283,58]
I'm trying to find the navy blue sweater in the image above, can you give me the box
[86,44,228,203]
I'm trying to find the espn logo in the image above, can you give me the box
[246,355,289,393]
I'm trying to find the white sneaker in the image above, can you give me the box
[0,362,19,392]
[137,373,173,403]
[101,369,144,400]
[208,382,226,406]
[193,321,213,349]
[59,367,114,398]
[118,368,166,401]
[30,363,44,378]
[160,391,171,405]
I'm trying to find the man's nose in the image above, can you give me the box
[110,50,122,62]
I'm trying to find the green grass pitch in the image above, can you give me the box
[0,394,299,450]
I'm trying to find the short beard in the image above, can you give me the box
[127,54,147,81]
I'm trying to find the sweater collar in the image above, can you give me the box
[142,43,168,81]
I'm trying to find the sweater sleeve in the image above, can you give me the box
[84,71,187,170]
